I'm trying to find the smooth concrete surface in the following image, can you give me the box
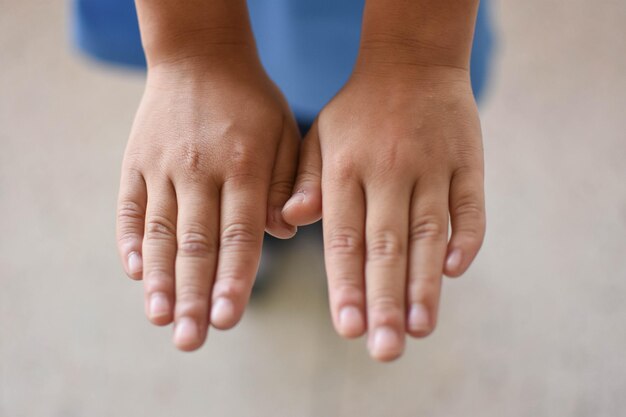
[1,1,625,416]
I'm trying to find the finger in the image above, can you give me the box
[141,179,177,327]
[172,182,220,351]
[266,120,300,239]
[406,177,450,338]
[282,121,322,227]
[364,182,411,362]
[444,167,486,277]
[323,169,366,340]
[116,167,147,280]
[210,174,267,330]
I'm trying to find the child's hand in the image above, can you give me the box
[282,67,485,361]
[116,57,300,351]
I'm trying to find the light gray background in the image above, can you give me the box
[1,1,625,416]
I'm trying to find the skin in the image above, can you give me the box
[282,0,486,361]
[282,68,485,361]
[116,0,486,361]
[116,0,299,351]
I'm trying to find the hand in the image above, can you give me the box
[116,57,300,351]
[282,67,486,361]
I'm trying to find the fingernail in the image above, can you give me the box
[273,207,295,229]
[174,317,199,345]
[149,292,170,319]
[339,306,364,337]
[269,207,296,238]
[128,251,142,276]
[371,326,402,358]
[446,249,463,272]
[408,303,430,333]
[283,192,305,211]
[211,298,235,325]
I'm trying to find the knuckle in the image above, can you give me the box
[122,156,144,173]
[179,146,207,182]
[452,200,486,241]
[367,230,404,263]
[145,215,177,241]
[371,143,406,176]
[409,216,446,242]
[329,155,358,183]
[224,170,265,187]
[228,145,260,172]
[327,226,363,256]
[117,232,142,252]
[269,178,295,200]
[330,280,363,302]
[212,279,246,300]
[453,197,485,221]
[117,200,145,231]
[452,145,483,167]
[176,283,209,306]
[143,270,172,293]
[178,226,217,258]
[221,144,267,185]
[220,222,260,251]
[452,165,484,187]
[369,295,403,326]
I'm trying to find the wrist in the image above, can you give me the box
[144,52,268,93]
[357,0,479,72]
[135,0,258,69]
[145,43,261,79]
[142,27,258,70]
[352,52,471,86]
[355,38,472,77]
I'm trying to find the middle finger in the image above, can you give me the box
[364,180,412,361]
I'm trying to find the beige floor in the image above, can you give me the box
[2,1,626,416]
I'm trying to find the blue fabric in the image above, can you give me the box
[72,0,494,121]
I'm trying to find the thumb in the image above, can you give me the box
[265,119,300,239]
[282,120,322,226]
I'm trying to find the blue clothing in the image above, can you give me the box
[72,0,494,121]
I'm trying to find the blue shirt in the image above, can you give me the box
[72,0,494,122]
